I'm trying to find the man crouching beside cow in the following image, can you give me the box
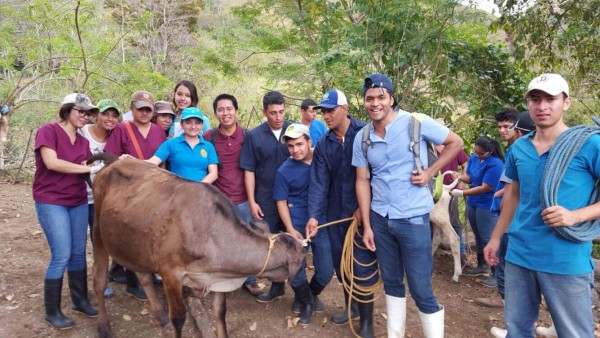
[87,152,305,338]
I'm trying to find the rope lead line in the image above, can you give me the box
[541,117,600,242]
[305,217,382,338]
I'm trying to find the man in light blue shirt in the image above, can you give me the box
[299,98,327,145]
[353,73,463,338]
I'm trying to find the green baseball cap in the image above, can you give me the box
[97,99,121,114]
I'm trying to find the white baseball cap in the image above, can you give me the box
[525,73,569,98]
[282,123,310,142]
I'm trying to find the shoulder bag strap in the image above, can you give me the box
[124,121,144,160]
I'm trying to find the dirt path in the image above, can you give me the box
[0,180,555,338]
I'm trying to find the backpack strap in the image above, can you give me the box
[361,123,372,179]
[409,113,426,174]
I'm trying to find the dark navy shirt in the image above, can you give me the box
[240,120,292,217]
[273,158,311,229]
[308,116,366,222]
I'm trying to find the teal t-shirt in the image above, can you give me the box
[505,132,600,275]
[154,134,219,182]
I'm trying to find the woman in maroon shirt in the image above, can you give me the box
[104,90,166,299]
[33,93,101,329]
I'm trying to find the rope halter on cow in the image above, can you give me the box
[256,234,280,277]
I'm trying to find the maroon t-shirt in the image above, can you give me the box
[33,123,92,206]
[104,122,166,159]
[203,124,248,204]
[439,148,469,185]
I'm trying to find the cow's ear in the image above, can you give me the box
[279,233,302,249]
[248,220,270,235]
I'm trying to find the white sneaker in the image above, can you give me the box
[536,324,557,338]
[490,326,507,338]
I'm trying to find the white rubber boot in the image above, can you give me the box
[490,326,507,338]
[386,295,406,338]
[536,322,557,338]
[419,306,444,338]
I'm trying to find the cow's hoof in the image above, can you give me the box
[98,326,115,338]
[450,278,459,284]
[161,322,174,336]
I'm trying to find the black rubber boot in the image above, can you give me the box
[67,270,98,317]
[309,278,325,313]
[125,269,147,300]
[44,278,75,330]
[108,262,126,284]
[357,296,375,338]
[256,281,285,303]
[331,290,359,325]
[292,292,301,314]
[464,253,490,276]
[292,282,314,325]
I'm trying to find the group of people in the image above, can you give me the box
[32,72,598,338]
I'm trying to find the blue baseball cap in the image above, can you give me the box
[313,89,348,110]
[181,107,205,121]
[362,73,393,96]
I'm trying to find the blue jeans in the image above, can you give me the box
[290,225,333,288]
[237,201,252,223]
[495,233,508,298]
[466,204,498,254]
[371,211,440,313]
[35,202,89,279]
[505,262,594,338]
[328,219,379,287]
[235,201,259,286]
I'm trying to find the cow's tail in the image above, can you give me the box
[83,153,119,187]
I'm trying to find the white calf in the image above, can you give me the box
[430,171,462,283]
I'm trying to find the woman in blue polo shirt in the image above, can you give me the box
[147,107,218,183]
[451,136,504,277]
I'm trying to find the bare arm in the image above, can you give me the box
[40,147,91,174]
[542,201,600,227]
[244,170,263,220]
[413,130,464,186]
[200,164,218,184]
[461,182,494,196]
[145,156,163,166]
[276,200,303,241]
[484,181,519,266]
[356,167,376,251]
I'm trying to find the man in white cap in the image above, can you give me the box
[273,123,333,326]
[485,73,600,337]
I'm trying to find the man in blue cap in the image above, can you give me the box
[353,73,463,338]
[306,89,378,337]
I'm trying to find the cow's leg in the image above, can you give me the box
[213,292,228,338]
[161,272,187,338]
[93,233,114,338]
[431,221,442,255]
[135,272,169,327]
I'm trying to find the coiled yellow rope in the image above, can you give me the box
[306,217,383,337]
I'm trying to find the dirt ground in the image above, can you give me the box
[0,180,561,338]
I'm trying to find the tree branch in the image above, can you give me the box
[74,0,89,90]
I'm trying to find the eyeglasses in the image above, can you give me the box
[473,148,491,158]
[73,108,96,118]
[508,120,532,133]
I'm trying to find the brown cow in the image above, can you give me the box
[87,153,305,338]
